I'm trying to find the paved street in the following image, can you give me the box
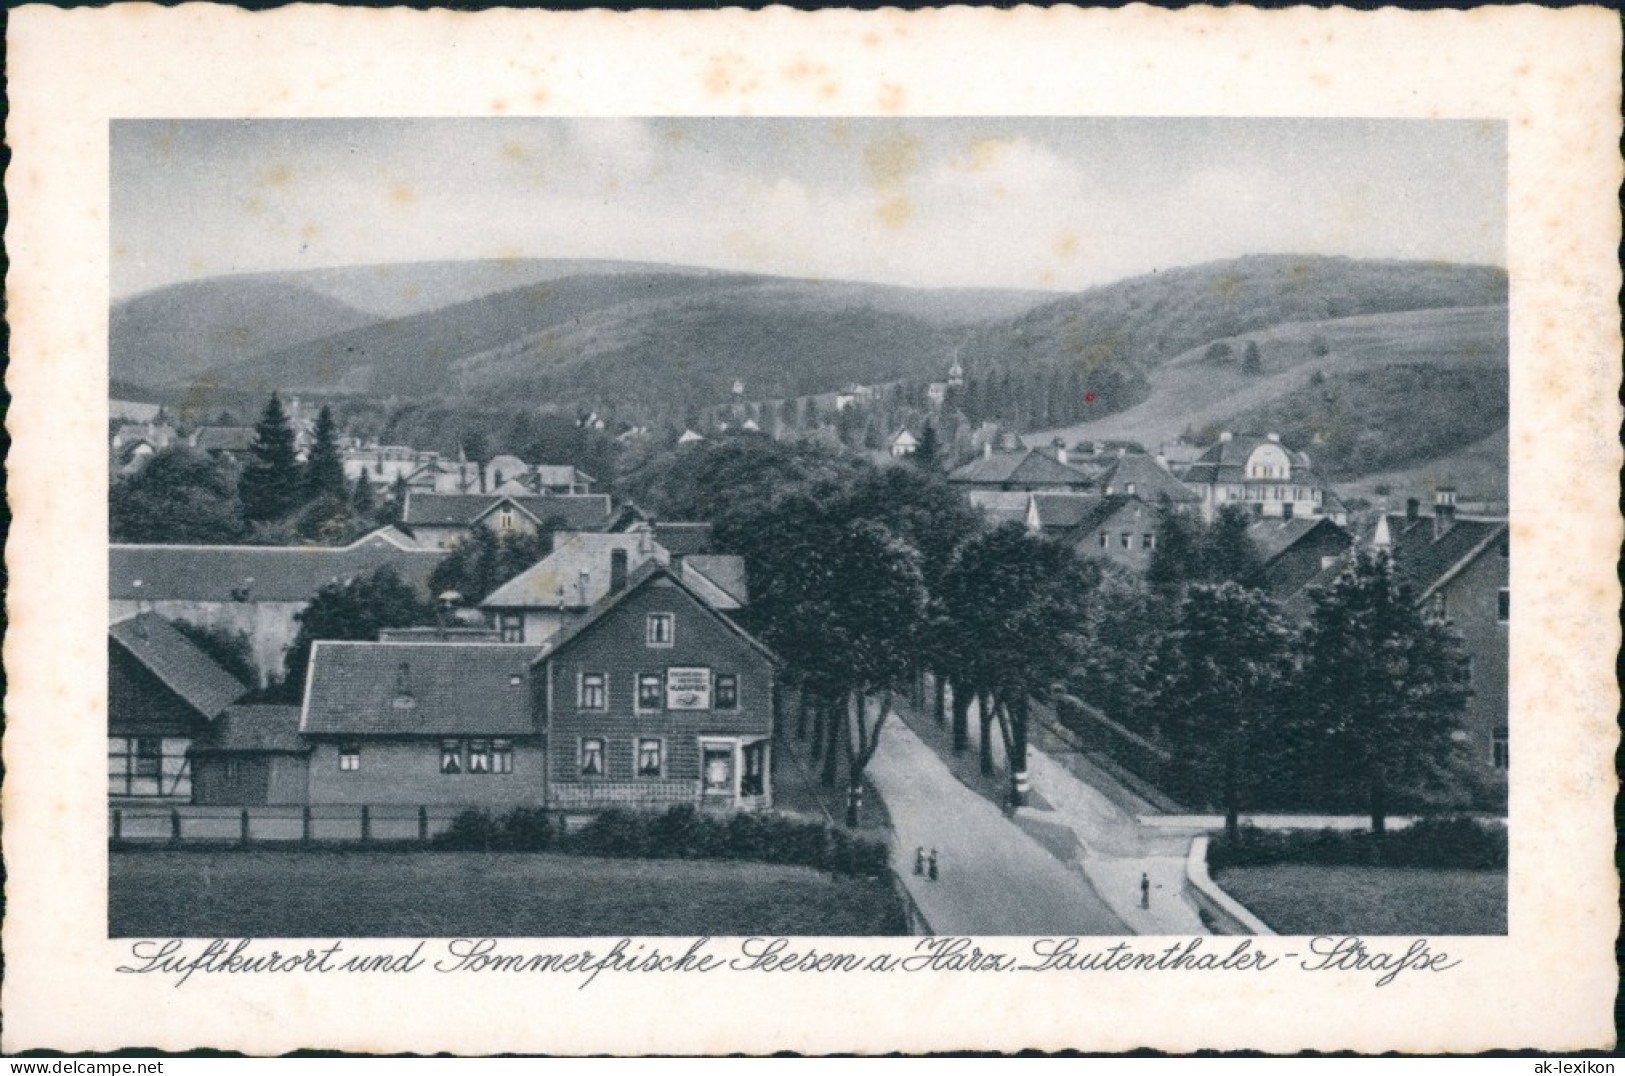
[868,719,1128,936]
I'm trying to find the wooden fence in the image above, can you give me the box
[109,804,471,847]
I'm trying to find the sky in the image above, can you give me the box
[111,117,1505,300]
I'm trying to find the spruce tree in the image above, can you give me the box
[352,471,376,517]
[303,405,347,503]
[240,394,303,523]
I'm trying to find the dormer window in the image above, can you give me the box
[497,507,516,531]
[393,662,416,709]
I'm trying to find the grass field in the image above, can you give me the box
[110,850,907,937]
[1215,864,1506,935]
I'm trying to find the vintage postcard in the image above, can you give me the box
[4,4,1619,1056]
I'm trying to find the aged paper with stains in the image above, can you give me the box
[4,4,1619,1054]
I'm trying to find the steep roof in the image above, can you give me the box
[1247,516,1348,564]
[301,642,538,736]
[965,490,1031,527]
[1379,514,1507,599]
[1097,454,1201,504]
[109,614,247,720]
[194,705,308,754]
[947,449,1095,488]
[534,561,775,668]
[480,531,669,610]
[1029,493,1140,535]
[401,492,613,531]
[682,555,748,607]
[109,542,446,603]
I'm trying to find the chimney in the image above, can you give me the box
[1219,431,1233,444]
[1433,486,1457,539]
[577,570,591,605]
[1051,437,1067,465]
[610,548,629,595]
[1406,498,1420,523]
[983,440,993,459]
[1266,432,1280,443]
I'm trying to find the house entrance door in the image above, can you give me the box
[700,742,736,805]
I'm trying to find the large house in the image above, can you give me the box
[948,444,1097,494]
[479,528,746,645]
[400,492,615,549]
[535,562,776,812]
[1372,490,1509,787]
[969,490,1173,570]
[1250,516,1356,603]
[109,613,248,802]
[109,530,447,686]
[1178,431,1347,525]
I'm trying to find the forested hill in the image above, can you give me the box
[958,255,1507,380]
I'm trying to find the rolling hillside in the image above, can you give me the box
[111,277,380,387]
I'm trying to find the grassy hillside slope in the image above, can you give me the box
[1035,304,1507,482]
[111,278,379,387]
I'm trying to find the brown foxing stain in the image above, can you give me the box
[242,194,265,215]
[531,87,550,105]
[1310,71,1332,88]
[490,99,509,114]
[264,164,294,188]
[299,223,319,243]
[1053,232,1079,259]
[863,132,922,231]
[877,82,905,113]
[389,185,416,207]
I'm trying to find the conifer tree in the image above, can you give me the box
[239,394,303,522]
[303,405,347,502]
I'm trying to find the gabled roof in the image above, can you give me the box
[533,561,776,669]
[402,492,614,531]
[194,705,308,754]
[480,531,669,610]
[682,555,748,608]
[301,642,538,737]
[947,449,1095,488]
[109,542,446,603]
[1028,493,1141,536]
[531,464,595,488]
[1247,516,1350,564]
[191,427,257,453]
[1097,454,1201,504]
[1377,515,1507,599]
[109,614,247,720]
[965,491,1032,527]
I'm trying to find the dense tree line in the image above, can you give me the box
[655,439,1476,831]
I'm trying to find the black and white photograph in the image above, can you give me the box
[105,116,1512,940]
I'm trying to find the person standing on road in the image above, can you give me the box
[1140,872,1151,909]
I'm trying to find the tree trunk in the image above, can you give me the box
[795,692,810,741]
[977,693,995,776]
[821,695,843,788]
[933,673,947,726]
[1007,695,1030,808]
[950,682,970,754]
[845,692,865,828]
[1223,738,1240,841]
[1369,768,1388,839]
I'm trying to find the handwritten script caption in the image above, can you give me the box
[118,935,1460,989]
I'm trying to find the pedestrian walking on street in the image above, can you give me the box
[914,846,926,876]
[1140,872,1151,909]
[928,848,939,881]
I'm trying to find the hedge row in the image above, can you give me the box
[432,805,892,878]
[1207,817,1507,871]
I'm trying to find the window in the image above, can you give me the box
[701,743,734,794]
[1125,482,1137,496]
[578,738,606,777]
[497,507,516,531]
[467,739,492,774]
[1098,532,1109,549]
[715,673,739,710]
[1493,727,1509,770]
[339,742,361,772]
[440,740,463,775]
[134,737,162,779]
[499,614,523,643]
[1497,588,1510,624]
[1281,502,1294,520]
[579,672,607,710]
[741,741,767,797]
[492,739,514,774]
[1433,593,1448,619]
[1462,656,1474,685]
[647,613,675,647]
[637,738,664,778]
[637,673,664,711]
[1120,532,1132,550]
[1142,533,1155,551]
[224,759,241,782]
